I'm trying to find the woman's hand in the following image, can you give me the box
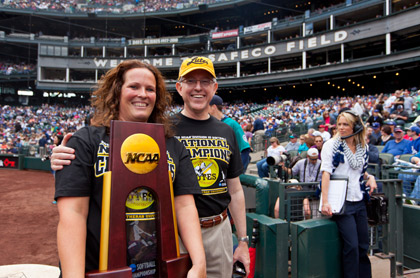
[321,202,332,216]
[366,175,377,195]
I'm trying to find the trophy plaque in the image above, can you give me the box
[86,120,191,277]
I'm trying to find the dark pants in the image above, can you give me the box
[240,148,251,173]
[333,200,372,278]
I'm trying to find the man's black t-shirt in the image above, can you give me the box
[172,113,243,217]
[54,126,201,273]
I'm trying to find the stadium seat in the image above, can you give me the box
[300,151,307,158]
[399,154,413,163]
[287,150,298,159]
[376,145,384,153]
[379,153,395,165]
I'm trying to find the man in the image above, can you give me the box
[209,94,252,173]
[285,134,300,152]
[252,116,265,151]
[283,148,322,183]
[318,124,331,142]
[276,148,322,219]
[382,126,410,158]
[353,98,365,117]
[369,122,382,145]
[173,56,250,277]
[403,125,420,155]
[390,105,409,126]
[403,90,414,115]
[312,135,324,159]
[366,109,383,127]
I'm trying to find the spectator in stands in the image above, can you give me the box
[403,90,414,115]
[285,134,300,152]
[252,116,265,152]
[393,90,405,112]
[366,109,383,127]
[209,95,252,173]
[243,123,253,152]
[318,124,331,142]
[390,105,409,126]
[298,135,309,154]
[403,126,420,154]
[378,125,394,145]
[5,142,18,154]
[304,114,314,128]
[322,110,335,131]
[382,126,409,158]
[369,122,382,145]
[353,97,366,117]
[256,137,286,178]
[312,135,324,159]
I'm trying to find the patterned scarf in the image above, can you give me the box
[332,138,370,201]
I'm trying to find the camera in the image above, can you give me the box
[266,152,290,166]
[232,261,246,277]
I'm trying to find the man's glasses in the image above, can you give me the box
[181,79,215,88]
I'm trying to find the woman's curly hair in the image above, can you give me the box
[90,60,173,137]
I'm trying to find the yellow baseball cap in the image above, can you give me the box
[178,56,216,80]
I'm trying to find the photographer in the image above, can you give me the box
[256,137,286,178]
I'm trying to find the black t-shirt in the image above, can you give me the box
[172,113,243,217]
[54,126,201,273]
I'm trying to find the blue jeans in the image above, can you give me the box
[333,201,371,278]
[398,172,417,195]
[256,158,269,178]
[240,148,251,174]
[409,176,420,201]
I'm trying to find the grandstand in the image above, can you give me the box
[0,0,419,105]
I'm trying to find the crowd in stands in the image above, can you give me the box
[0,0,226,14]
[2,87,420,205]
[228,87,420,210]
[0,62,36,75]
[0,104,93,156]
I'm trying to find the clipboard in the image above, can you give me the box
[319,175,348,215]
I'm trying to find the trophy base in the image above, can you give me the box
[162,254,192,278]
[86,266,132,278]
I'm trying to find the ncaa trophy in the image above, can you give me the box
[86,120,191,278]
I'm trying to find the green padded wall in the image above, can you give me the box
[291,218,342,278]
[246,213,288,278]
[240,175,270,215]
[23,157,51,171]
[403,205,420,269]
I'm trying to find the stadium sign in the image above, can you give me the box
[211,29,239,39]
[89,30,347,68]
[128,37,179,45]
[243,22,272,34]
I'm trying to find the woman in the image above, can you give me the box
[54,60,206,277]
[243,123,253,152]
[378,125,394,145]
[256,137,285,178]
[322,110,336,131]
[320,111,377,278]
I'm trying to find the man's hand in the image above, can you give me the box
[51,133,75,171]
[233,241,250,277]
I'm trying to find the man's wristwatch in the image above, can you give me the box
[238,236,249,244]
